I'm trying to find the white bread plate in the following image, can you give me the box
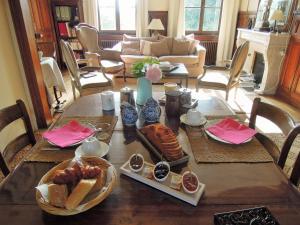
[35,157,116,216]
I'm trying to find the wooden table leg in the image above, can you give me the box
[186,76,188,88]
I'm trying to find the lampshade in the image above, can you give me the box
[270,10,284,21]
[147,19,164,30]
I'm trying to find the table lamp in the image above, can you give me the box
[147,19,164,36]
[270,9,284,33]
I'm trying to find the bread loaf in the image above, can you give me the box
[48,184,68,208]
[65,179,97,210]
[141,124,183,161]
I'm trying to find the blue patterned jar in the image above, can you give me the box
[121,102,138,126]
[141,98,161,123]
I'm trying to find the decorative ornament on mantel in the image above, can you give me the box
[132,57,162,106]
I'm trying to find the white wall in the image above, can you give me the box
[148,0,169,11]
[0,1,36,151]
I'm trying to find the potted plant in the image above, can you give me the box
[132,57,162,106]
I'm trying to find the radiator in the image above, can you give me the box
[201,41,218,65]
[101,40,120,48]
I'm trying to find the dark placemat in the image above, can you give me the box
[186,123,273,163]
[25,116,118,163]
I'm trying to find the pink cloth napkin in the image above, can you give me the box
[206,118,257,144]
[43,120,94,148]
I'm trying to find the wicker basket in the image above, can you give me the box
[36,157,117,216]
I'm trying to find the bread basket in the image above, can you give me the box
[36,157,117,216]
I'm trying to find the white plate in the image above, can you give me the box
[205,129,252,144]
[75,141,109,158]
[180,114,207,127]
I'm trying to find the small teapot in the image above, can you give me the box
[141,97,161,123]
[121,102,138,127]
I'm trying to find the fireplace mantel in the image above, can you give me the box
[237,28,290,94]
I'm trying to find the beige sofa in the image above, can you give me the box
[118,35,206,78]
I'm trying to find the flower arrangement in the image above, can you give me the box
[132,57,162,83]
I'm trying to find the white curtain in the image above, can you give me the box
[136,0,149,37]
[82,0,99,28]
[216,0,240,66]
[168,0,185,37]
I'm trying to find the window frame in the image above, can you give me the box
[98,0,136,35]
[185,0,223,35]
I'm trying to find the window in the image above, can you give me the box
[185,0,222,33]
[98,0,136,32]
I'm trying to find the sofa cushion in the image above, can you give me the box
[121,41,141,55]
[172,39,190,55]
[140,40,152,56]
[182,34,200,54]
[159,55,199,65]
[121,55,159,64]
[150,39,170,57]
[123,34,158,42]
[158,34,173,50]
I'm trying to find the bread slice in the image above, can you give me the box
[65,179,96,210]
[48,183,68,208]
[90,169,107,193]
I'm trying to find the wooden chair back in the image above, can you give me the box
[60,40,80,86]
[278,125,300,186]
[228,41,249,86]
[0,100,36,177]
[75,23,102,53]
[249,98,296,136]
[250,98,299,186]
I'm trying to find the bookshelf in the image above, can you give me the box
[51,0,84,68]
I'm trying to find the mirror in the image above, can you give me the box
[254,0,293,31]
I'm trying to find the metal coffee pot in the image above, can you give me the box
[120,87,135,106]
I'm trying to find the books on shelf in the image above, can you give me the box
[58,22,77,38]
[55,6,72,21]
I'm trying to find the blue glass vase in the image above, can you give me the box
[136,77,152,106]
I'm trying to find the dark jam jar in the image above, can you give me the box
[129,154,144,172]
[153,162,170,182]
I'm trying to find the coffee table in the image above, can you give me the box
[163,63,189,88]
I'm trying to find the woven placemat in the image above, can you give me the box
[25,116,118,163]
[186,124,273,163]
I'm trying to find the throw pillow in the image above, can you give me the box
[157,34,173,51]
[140,40,152,56]
[150,39,170,57]
[172,39,190,55]
[182,33,200,55]
[121,41,140,55]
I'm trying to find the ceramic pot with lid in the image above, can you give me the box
[165,91,182,117]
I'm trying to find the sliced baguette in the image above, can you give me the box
[65,179,96,210]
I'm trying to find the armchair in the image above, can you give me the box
[60,40,113,100]
[196,41,249,100]
[75,23,125,80]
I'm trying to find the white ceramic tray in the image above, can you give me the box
[120,160,205,206]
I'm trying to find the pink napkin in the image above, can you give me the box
[206,118,257,144]
[43,120,94,148]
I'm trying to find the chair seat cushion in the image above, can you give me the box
[80,72,111,88]
[198,70,230,90]
[101,60,124,73]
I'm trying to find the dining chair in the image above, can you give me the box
[0,100,36,177]
[75,23,125,80]
[249,98,299,186]
[60,40,113,100]
[196,41,249,101]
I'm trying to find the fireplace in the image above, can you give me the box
[252,52,265,87]
[237,29,290,94]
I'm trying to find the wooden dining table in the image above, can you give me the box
[0,92,299,225]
